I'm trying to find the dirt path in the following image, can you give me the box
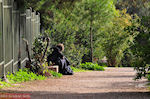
[1,68,150,99]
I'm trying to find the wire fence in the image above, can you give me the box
[0,0,40,78]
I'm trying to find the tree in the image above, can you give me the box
[70,0,116,62]
[29,0,117,64]
[102,10,140,66]
[116,0,150,17]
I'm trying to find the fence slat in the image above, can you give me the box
[0,0,3,78]
[35,14,39,38]
[26,9,32,56]
[12,1,19,72]
[38,13,41,34]
[3,0,13,77]
[31,11,36,41]
[20,12,27,68]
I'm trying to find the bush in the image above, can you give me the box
[79,62,105,71]
[6,69,47,83]
[134,64,150,80]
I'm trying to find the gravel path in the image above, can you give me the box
[1,67,150,99]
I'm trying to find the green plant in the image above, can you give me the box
[0,79,12,89]
[49,70,62,78]
[79,62,105,71]
[6,69,46,84]
[102,10,140,66]
[147,74,150,81]
[27,0,117,65]
[71,66,90,72]
[27,34,51,75]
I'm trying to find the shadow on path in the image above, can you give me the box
[1,90,150,99]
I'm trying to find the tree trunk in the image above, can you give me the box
[90,8,93,63]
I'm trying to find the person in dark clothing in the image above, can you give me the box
[47,44,73,75]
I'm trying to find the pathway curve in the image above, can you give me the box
[1,68,150,99]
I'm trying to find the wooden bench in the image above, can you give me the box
[48,65,59,73]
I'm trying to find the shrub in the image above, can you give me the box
[6,69,46,83]
[79,62,105,71]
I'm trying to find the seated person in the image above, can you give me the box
[47,44,73,75]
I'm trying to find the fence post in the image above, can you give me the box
[31,11,36,42]
[20,12,27,68]
[26,8,32,56]
[2,0,13,79]
[35,13,39,37]
[0,0,4,78]
[38,13,41,35]
[12,1,19,73]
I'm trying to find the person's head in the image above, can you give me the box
[56,43,64,52]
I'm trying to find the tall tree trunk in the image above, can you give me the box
[90,7,93,63]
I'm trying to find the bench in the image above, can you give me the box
[48,65,59,73]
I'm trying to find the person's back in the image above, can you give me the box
[47,44,73,75]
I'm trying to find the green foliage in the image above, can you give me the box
[147,74,150,81]
[6,69,46,84]
[25,0,149,69]
[115,0,150,79]
[116,0,150,17]
[30,34,51,75]
[0,79,12,89]
[102,10,140,66]
[45,18,84,66]
[25,0,118,65]
[32,34,49,62]
[70,0,116,61]
[79,62,105,71]
[129,12,150,79]
[49,70,62,78]
[71,66,89,72]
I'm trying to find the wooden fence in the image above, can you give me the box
[0,0,40,78]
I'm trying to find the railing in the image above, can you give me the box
[0,0,40,78]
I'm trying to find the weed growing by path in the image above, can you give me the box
[79,62,105,71]
[71,66,91,72]
[6,69,46,84]
[49,70,62,78]
[0,79,12,89]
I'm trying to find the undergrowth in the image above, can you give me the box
[79,62,105,71]
[6,69,46,84]
[0,79,12,89]
[71,66,90,72]
[49,70,62,78]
